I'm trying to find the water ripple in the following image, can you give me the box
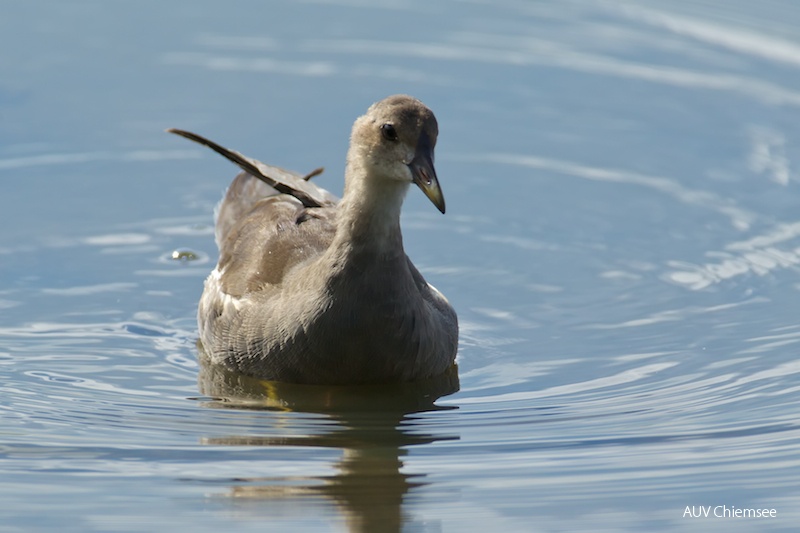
[0,150,200,170]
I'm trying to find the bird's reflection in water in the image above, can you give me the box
[197,346,460,533]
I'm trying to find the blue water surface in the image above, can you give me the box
[2,1,800,531]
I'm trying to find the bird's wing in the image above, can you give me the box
[166,128,340,297]
[167,128,339,208]
[214,189,337,298]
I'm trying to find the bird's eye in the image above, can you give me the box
[380,123,398,141]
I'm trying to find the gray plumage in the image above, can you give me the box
[169,95,458,385]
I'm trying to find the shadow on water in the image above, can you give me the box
[196,344,460,533]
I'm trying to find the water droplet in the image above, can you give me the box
[170,248,199,262]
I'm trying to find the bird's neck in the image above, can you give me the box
[332,159,410,257]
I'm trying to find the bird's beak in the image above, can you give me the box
[409,130,446,214]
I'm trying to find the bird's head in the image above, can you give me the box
[349,95,445,213]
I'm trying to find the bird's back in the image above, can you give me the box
[212,172,337,298]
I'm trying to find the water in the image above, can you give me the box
[2,0,800,531]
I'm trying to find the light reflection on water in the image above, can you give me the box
[3,0,800,531]
[195,349,459,533]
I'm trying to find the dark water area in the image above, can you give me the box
[2,1,800,531]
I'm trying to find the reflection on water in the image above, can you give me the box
[198,351,459,414]
[197,347,459,533]
[665,221,800,289]
[0,149,200,170]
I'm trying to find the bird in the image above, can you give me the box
[168,95,458,385]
